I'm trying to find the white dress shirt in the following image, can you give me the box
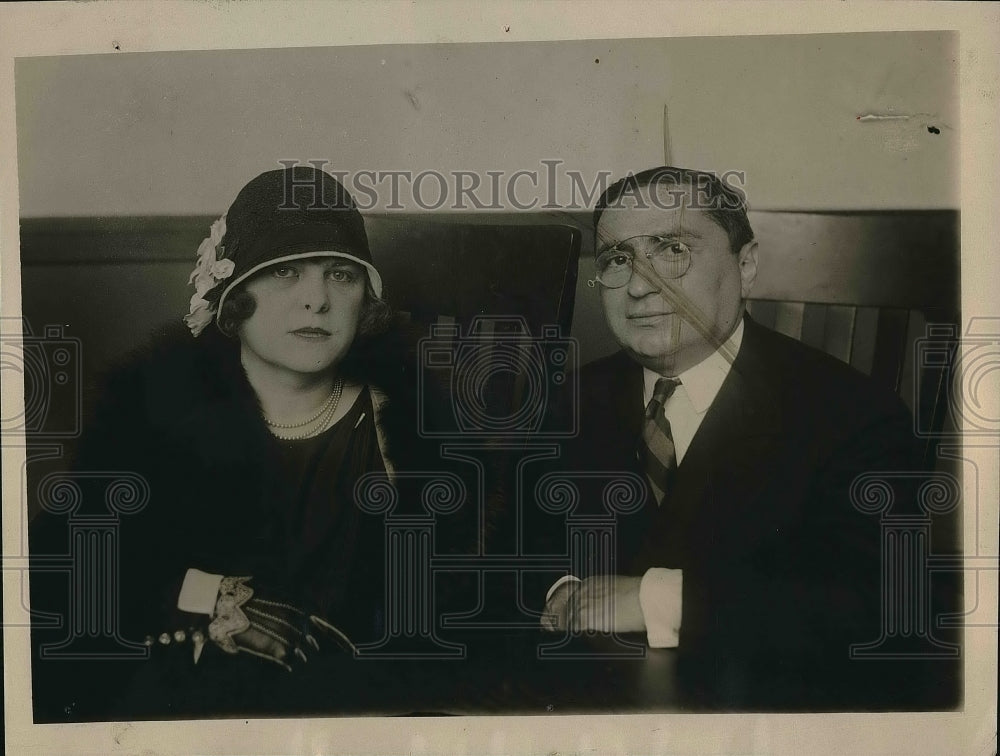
[548,319,745,647]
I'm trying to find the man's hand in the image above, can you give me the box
[541,575,646,634]
[540,580,578,631]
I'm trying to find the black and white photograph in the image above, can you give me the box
[2,3,997,754]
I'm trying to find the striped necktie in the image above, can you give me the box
[637,377,680,505]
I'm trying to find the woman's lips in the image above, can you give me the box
[291,327,332,339]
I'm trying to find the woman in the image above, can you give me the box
[45,166,471,697]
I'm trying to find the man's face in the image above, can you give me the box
[596,184,757,375]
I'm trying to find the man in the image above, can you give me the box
[535,166,924,703]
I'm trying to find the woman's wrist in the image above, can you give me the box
[177,568,224,615]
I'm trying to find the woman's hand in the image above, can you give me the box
[209,576,356,671]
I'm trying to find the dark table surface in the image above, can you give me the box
[31,630,961,722]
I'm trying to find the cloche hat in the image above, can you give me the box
[184,165,382,336]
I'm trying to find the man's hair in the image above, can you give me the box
[593,166,754,254]
[217,273,393,343]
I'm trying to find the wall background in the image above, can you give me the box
[15,33,958,362]
[16,32,957,218]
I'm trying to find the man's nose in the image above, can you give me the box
[625,259,659,298]
[299,269,331,312]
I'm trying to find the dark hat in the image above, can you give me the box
[214,166,382,314]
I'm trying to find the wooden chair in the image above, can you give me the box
[743,209,959,467]
[19,209,957,462]
[17,215,581,520]
[18,215,581,383]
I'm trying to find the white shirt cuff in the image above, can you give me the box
[176,568,224,615]
[638,568,683,648]
[545,574,582,602]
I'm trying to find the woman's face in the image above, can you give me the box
[239,256,367,380]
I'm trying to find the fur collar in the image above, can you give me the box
[93,319,438,478]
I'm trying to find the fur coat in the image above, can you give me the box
[36,319,486,650]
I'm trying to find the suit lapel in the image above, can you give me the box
[593,351,645,445]
[630,317,785,570]
[576,354,652,562]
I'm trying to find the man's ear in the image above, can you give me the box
[738,239,758,298]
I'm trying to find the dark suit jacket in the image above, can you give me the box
[528,315,921,690]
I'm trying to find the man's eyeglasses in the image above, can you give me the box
[593,235,692,289]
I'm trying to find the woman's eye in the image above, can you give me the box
[272,266,297,278]
[327,269,355,283]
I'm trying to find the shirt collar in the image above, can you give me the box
[642,317,745,414]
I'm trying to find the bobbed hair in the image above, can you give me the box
[217,270,393,350]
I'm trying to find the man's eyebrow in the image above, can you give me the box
[599,229,704,250]
[654,229,703,241]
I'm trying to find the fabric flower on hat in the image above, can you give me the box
[183,294,214,337]
[184,215,231,336]
[208,216,226,247]
[211,258,235,279]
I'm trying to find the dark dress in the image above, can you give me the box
[28,323,482,720]
[222,386,387,640]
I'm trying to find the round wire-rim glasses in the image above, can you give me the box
[593,235,692,288]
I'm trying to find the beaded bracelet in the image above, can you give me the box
[143,627,208,663]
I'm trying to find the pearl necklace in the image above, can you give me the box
[265,379,344,441]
